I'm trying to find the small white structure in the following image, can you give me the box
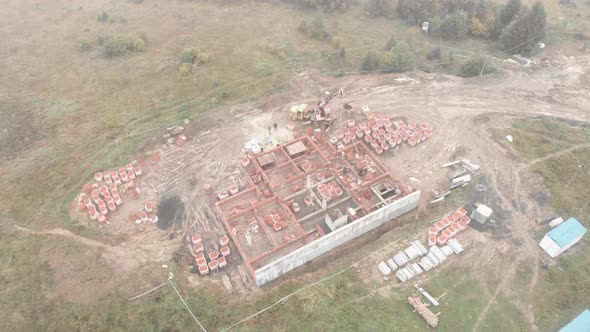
[378,261,392,276]
[539,217,587,258]
[474,204,493,224]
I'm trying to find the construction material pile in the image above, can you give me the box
[377,236,466,283]
[428,207,471,246]
[77,163,144,225]
[193,234,232,275]
[316,180,344,202]
[264,209,290,232]
[331,112,432,154]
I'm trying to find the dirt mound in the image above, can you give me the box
[157,195,185,230]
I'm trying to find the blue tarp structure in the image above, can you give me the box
[560,309,590,332]
[547,217,587,247]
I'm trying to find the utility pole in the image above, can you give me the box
[480,56,489,77]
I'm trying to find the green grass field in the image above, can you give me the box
[508,118,590,331]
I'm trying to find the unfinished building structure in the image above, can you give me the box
[216,134,420,286]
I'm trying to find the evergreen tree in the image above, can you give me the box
[436,10,470,40]
[384,34,397,51]
[382,41,413,72]
[367,0,395,18]
[360,51,381,73]
[499,2,546,55]
[499,0,521,26]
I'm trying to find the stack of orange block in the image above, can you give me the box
[194,235,232,276]
[427,207,471,246]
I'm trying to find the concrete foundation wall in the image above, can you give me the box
[254,190,421,286]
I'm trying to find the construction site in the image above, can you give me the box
[74,87,431,286]
[52,50,589,329]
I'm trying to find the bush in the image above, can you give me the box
[309,17,330,40]
[360,50,381,73]
[382,41,413,72]
[384,34,397,51]
[437,10,469,40]
[426,48,442,60]
[197,51,210,63]
[97,10,109,22]
[397,0,433,24]
[367,0,396,18]
[299,18,330,40]
[79,38,93,52]
[179,63,192,77]
[132,38,145,52]
[103,36,130,57]
[460,58,496,77]
[180,49,197,64]
[332,36,343,49]
[179,48,210,64]
[101,34,147,58]
[499,2,547,55]
[285,0,351,11]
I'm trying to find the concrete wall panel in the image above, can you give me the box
[254,190,421,286]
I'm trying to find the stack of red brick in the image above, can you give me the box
[427,207,471,246]
[193,235,232,275]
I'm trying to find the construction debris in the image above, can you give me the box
[442,159,481,190]
[414,284,439,306]
[408,294,439,328]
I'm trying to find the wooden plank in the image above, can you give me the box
[408,294,439,328]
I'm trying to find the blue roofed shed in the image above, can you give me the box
[559,309,590,332]
[539,217,587,258]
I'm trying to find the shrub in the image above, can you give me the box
[367,0,396,18]
[438,10,469,40]
[332,36,343,49]
[97,10,109,22]
[285,0,351,11]
[179,63,192,77]
[384,34,397,51]
[382,41,413,72]
[299,18,330,40]
[397,0,433,24]
[360,50,381,73]
[101,34,147,58]
[426,48,442,60]
[132,38,145,52]
[79,38,93,52]
[499,2,547,55]
[103,36,130,57]
[197,51,210,63]
[309,17,330,40]
[460,58,496,77]
[179,48,210,64]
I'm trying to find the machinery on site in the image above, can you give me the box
[289,90,341,127]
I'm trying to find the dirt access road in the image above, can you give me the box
[17,52,590,328]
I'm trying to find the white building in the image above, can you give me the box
[539,217,587,258]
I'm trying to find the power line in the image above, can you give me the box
[170,281,208,332]
[219,235,406,331]
[128,278,208,332]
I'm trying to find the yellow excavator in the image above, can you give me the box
[289,89,340,123]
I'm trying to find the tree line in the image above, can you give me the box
[371,0,546,56]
